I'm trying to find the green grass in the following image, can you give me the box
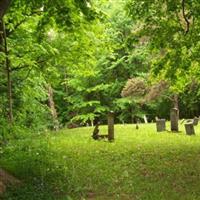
[1,123,200,200]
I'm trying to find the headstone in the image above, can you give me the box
[91,120,94,127]
[180,119,185,124]
[143,115,148,123]
[170,108,179,132]
[185,122,195,135]
[193,117,199,126]
[92,123,100,140]
[156,119,166,132]
[155,116,159,121]
[108,111,114,141]
[186,119,193,123]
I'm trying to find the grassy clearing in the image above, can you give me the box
[1,123,200,200]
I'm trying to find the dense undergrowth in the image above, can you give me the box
[1,123,200,200]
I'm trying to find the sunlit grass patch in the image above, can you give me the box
[1,123,200,199]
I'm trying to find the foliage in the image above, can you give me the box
[1,0,200,139]
[121,77,147,98]
[126,0,200,93]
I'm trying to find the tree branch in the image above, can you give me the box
[7,10,43,37]
[160,94,174,101]
[11,65,30,72]
[6,18,27,37]
[182,0,190,34]
[12,59,47,72]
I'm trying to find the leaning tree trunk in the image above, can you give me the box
[170,94,179,132]
[0,19,13,124]
[47,84,59,131]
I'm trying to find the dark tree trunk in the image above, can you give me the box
[0,21,3,47]
[0,19,13,124]
[0,0,12,19]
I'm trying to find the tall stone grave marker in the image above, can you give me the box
[170,108,179,132]
[108,111,114,141]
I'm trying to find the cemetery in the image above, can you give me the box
[1,0,200,199]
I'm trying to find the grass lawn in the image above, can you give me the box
[1,123,200,200]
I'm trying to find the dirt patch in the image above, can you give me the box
[0,168,21,195]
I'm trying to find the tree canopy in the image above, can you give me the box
[0,0,200,136]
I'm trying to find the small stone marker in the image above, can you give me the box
[185,122,195,135]
[92,123,100,140]
[156,119,166,132]
[170,108,179,132]
[108,111,114,141]
[193,117,199,126]
[180,119,185,124]
[136,123,139,129]
[144,115,148,123]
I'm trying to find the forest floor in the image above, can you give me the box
[1,123,200,200]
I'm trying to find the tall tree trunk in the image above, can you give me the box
[0,0,12,19]
[0,21,3,47]
[0,19,13,124]
[47,84,59,131]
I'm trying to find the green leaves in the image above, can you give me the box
[126,0,200,94]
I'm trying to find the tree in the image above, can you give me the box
[125,0,200,128]
[121,77,181,130]
[0,0,97,129]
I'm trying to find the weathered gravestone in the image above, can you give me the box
[185,117,199,126]
[143,115,148,123]
[185,122,195,135]
[108,111,114,141]
[193,117,199,126]
[92,122,108,140]
[136,122,139,129]
[92,122,100,140]
[92,111,115,141]
[170,108,179,132]
[156,119,166,132]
